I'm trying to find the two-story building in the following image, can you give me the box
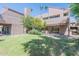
[0,7,71,35]
[0,7,30,35]
[36,7,70,35]
[70,22,79,35]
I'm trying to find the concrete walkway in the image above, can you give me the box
[44,33,79,39]
[43,34,65,39]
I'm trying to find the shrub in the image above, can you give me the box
[23,38,52,56]
[28,29,42,35]
[23,36,79,56]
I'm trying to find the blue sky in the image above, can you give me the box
[0,3,69,16]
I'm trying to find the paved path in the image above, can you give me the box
[44,33,79,39]
[43,34,64,39]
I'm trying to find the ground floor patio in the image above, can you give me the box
[0,24,11,35]
[0,23,25,35]
[45,24,68,35]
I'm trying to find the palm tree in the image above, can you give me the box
[40,4,48,33]
[40,4,48,18]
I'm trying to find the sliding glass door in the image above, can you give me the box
[2,25,11,35]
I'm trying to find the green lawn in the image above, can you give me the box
[0,34,40,56]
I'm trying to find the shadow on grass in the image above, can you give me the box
[0,39,5,41]
[22,35,79,56]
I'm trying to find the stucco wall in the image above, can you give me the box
[1,8,26,35]
[11,24,24,35]
[59,24,68,35]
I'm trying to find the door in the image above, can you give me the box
[51,27,59,33]
[2,25,11,35]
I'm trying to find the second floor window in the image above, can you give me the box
[43,15,60,20]
[64,13,68,16]
[43,17,48,19]
[50,15,60,18]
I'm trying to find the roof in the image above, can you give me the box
[8,8,24,15]
[1,7,24,16]
[0,8,24,24]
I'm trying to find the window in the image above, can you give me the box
[64,13,68,16]
[43,17,48,19]
[70,27,78,29]
[43,15,60,20]
[52,27,59,33]
[50,15,60,18]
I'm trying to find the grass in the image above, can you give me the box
[0,34,40,56]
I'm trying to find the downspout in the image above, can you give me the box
[68,8,70,37]
[48,7,50,34]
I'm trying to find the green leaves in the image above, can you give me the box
[22,16,34,30]
[23,35,79,56]
[40,5,48,10]
[70,3,79,20]
[22,15,46,31]
[32,18,45,30]
[28,29,42,35]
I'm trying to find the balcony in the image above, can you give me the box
[44,16,68,26]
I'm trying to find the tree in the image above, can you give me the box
[32,18,46,30]
[40,5,48,11]
[22,15,34,30]
[40,5,48,18]
[22,15,46,31]
[70,3,79,35]
[70,3,79,21]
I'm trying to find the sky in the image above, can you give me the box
[0,3,69,16]
[0,3,75,22]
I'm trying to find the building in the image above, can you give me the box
[70,22,79,35]
[36,7,70,35]
[0,7,71,35]
[0,7,29,35]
